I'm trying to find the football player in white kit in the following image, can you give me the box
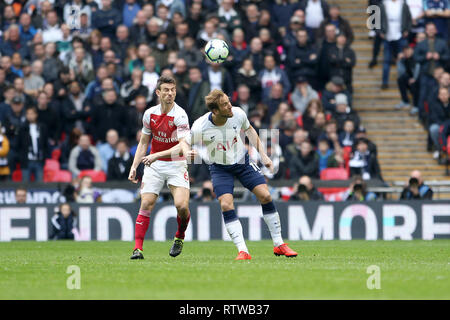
[146,89,298,260]
[128,76,191,259]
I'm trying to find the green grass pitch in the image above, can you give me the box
[0,240,448,300]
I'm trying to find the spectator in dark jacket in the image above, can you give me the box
[235,58,261,101]
[396,45,420,110]
[107,139,133,180]
[328,33,356,93]
[428,87,450,159]
[91,89,127,142]
[289,140,320,179]
[287,28,319,88]
[68,134,103,177]
[50,203,77,240]
[317,4,354,44]
[289,175,324,201]
[187,67,211,125]
[321,76,352,113]
[400,170,433,200]
[300,0,330,41]
[91,0,122,39]
[1,24,30,60]
[3,95,26,173]
[333,93,360,132]
[316,23,337,89]
[36,91,60,149]
[413,22,450,118]
[18,106,48,182]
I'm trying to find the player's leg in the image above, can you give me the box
[131,164,165,260]
[168,185,190,257]
[252,184,297,257]
[218,193,251,260]
[166,161,191,257]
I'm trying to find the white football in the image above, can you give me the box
[204,39,230,64]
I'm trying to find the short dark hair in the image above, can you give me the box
[156,75,176,90]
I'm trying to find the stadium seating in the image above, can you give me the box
[320,168,349,180]
[79,170,107,182]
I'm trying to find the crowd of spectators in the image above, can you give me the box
[0,0,381,186]
[368,0,449,163]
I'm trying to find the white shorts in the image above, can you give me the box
[140,160,190,195]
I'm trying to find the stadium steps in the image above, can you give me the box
[340,0,449,198]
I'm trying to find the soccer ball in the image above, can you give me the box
[204,39,229,64]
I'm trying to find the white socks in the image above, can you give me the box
[225,219,249,253]
[263,212,284,247]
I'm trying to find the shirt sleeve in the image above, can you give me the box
[187,119,202,146]
[141,111,152,136]
[236,107,251,130]
[175,110,190,140]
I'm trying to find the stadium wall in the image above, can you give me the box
[0,202,449,241]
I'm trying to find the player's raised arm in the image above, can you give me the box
[245,125,274,173]
[128,132,151,183]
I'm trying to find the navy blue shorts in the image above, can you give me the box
[209,155,266,198]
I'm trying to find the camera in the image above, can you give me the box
[202,188,212,197]
[298,184,308,193]
[409,177,419,188]
[353,183,363,192]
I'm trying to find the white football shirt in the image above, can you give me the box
[189,107,251,165]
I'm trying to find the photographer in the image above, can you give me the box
[194,180,216,202]
[400,170,433,200]
[289,176,324,201]
[345,175,377,201]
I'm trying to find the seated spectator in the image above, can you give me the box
[278,110,298,149]
[15,186,27,204]
[308,111,327,146]
[120,68,151,106]
[91,89,127,142]
[396,45,420,110]
[97,129,119,173]
[24,60,45,99]
[259,54,291,102]
[349,138,383,181]
[42,10,63,44]
[228,28,250,74]
[234,84,256,115]
[18,106,48,182]
[328,33,356,93]
[142,56,160,99]
[178,36,204,69]
[291,76,319,115]
[289,175,324,201]
[317,138,341,173]
[1,56,18,84]
[321,76,352,113]
[399,170,433,200]
[60,128,82,170]
[345,175,377,201]
[333,94,360,132]
[42,42,63,83]
[318,119,342,153]
[202,60,234,98]
[1,24,29,59]
[423,0,449,39]
[428,87,450,159]
[68,134,103,177]
[266,83,285,118]
[50,203,77,240]
[235,58,261,101]
[107,138,133,181]
[0,124,10,181]
[285,129,309,163]
[413,22,449,118]
[289,140,320,179]
[271,102,292,129]
[302,99,324,133]
[68,46,95,87]
[339,119,356,148]
[76,175,101,203]
[91,0,122,39]
[353,126,378,156]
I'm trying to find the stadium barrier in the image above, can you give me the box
[0,201,449,241]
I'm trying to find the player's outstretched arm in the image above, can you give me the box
[128,133,151,183]
[245,125,274,173]
[141,141,184,166]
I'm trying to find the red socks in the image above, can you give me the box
[134,211,150,251]
[175,212,190,240]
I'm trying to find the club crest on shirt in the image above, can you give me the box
[168,120,174,127]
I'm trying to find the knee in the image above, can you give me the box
[141,198,156,211]
[220,200,234,212]
[259,193,272,204]
[429,124,439,135]
[175,201,189,215]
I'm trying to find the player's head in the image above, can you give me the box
[156,75,176,106]
[205,89,233,118]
